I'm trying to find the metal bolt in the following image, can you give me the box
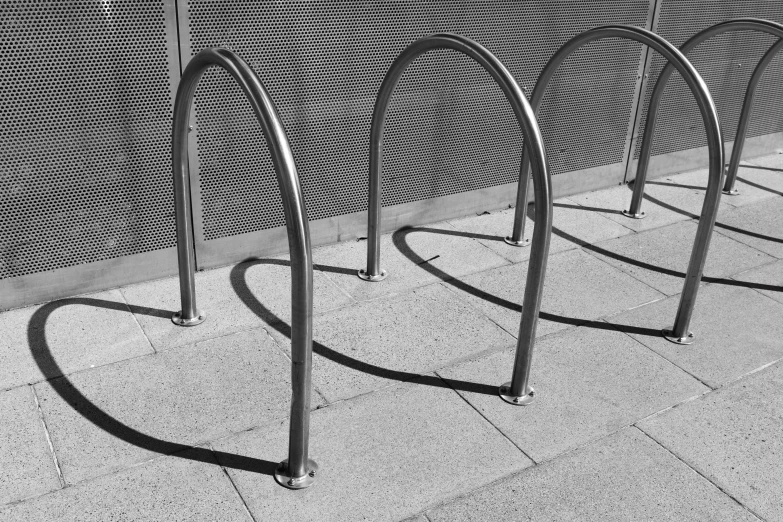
[288,479,295,486]
[188,125,193,132]
[309,471,316,477]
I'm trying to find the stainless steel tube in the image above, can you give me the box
[511,25,724,344]
[172,48,317,488]
[360,34,552,405]
[629,19,783,209]
[724,35,783,194]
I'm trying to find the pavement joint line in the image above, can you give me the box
[208,442,259,522]
[600,317,717,391]
[434,369,538,466]
[634,425,767,522]
[117,287,157,355]
[258,325,332,406]
[30,384,66,489]
[710,223,783,261]
[576,242,671,299]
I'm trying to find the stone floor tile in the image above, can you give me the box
[121,255,351,351]
[121,266,267,351]
[442,248,664,339]
[213,376,532,522]
[267,284,515,403]
[0,386,61,506]
[639,361,783,521]
[229,256,355,325]
[733,160,783,196]
[426,427,757,522]
[0,289,153,390]
[670,165,783,207]
[746,150,783,172]
[608,283,783,388]
[438,326,707,462]
[587,220,773,296]
[447,207,576,264]
[732,260,783,305]
[568,183,692,232]
[712,197,783,259]
[551,197,635,244]
[0,448,250,521]
[35,328,307,485]
[312,221,510,302]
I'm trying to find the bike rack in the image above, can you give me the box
[625,19,783,202]
[508,25,724,345]
[171,48,318,489]
[358,34,553,406]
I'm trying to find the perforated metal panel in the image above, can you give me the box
[0,1,179,280]
[182,1,651,244]
[633,1,783,160]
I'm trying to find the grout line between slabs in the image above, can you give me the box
[117,287,158,355]
[433,370,538,466]
[209,443,259,522]
[634,426,767,522]
[30,384,66,489]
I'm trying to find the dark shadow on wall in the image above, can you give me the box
[27,298,278,478]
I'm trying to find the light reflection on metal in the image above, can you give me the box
[509,25,724,343]
[171,48,317,488]
[359,34,553,405]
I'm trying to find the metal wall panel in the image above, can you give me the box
[0,0,181,308]
[179,1,652,266]
[630,1,783,172]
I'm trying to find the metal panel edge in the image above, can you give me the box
[194,160,627,268]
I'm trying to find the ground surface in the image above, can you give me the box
[2,152,783,521]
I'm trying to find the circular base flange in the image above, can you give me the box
[722,188,739,196]
[504,236,530,247]
[662,328,695,345]
[622,210,646,219]
[275,458,319,490]
[498,382,535,406]
[357,268,388,282]
[171,310,206,327]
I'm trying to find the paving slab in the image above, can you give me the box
[312,221,510,302]
[712,197,783,259]
[441,248,664,339]
[746,150,783,172]
[587,219,774,296]
[670,164,783,207]
[425,427,757,522]
[0,289,153,391]
[608,282,783,388]
[639,361,783,521]
[733,161,783,196]
[35,328,307,485]
[0,447,250,522]
[447,209,570,264]
[438,325,707,462]
[445,201,624,264]
[213,375,532,522]
[568,182,693,232]
[0,386,61,506]
[267,283,515,403]
[732,259,783,305]
[121,256,351,351]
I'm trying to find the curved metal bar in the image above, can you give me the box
[629,19,783,206]
[724,36,783,194]
[171,48,317,488]
[361,34,553,403]
[510,25,723,343]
